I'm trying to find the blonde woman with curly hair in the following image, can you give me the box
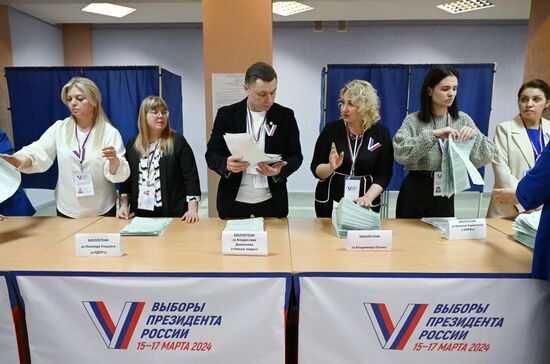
[311,79,393,217]
[0,77,129,218]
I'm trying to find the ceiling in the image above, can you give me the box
[3,0,531,25]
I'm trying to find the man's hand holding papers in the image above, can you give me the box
[223,133,283,170]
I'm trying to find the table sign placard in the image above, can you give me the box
[346,230,392,251]
[75,233,124,256]
[445,218,487,240]
[222,231,268,256]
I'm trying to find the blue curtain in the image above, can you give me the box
[5,67,80,188]
[321,64,409,191]
[322,63,495,191]
[83,66,159,145]
[161,68,184,135]
[6,66,182,189]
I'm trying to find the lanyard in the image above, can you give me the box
[346,129,365,177]
[73,123,94,164]
[247,107,267,143]
[522,119,544,161]
[432,113,449,155]
[147,142,160,185]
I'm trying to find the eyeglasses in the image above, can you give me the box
[148,110,169,117]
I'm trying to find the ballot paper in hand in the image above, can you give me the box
[331,198,380,238]
[120,217,173,236]
[0,157,22,203]
[223,133,282,166]
[512,210,541,249]
[440,137,484,197]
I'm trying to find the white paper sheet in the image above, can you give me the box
[223,133,281,166]
[0,158,21,203]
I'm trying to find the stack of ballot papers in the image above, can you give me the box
[120,217,173,236]
[331,198,380,238]
[421,217,457,234]
[440,137,485,197]
[224,217,265,232]
[512,211,541,249]
[0,157,22,203]
[223,133,282,166]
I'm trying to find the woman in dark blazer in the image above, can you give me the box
[118,96,201,222]
[311,80,393,217]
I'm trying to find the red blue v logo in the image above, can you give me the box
[83,301,145,350]
[364,303,427,350]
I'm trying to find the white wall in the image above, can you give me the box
[9,12,529,194]
[273,21,529,191]
[8,8,63,66]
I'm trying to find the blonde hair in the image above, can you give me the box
[340,80,381,130]
[61,77,110,151]
[133,96,174,157]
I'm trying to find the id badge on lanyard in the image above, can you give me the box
[73,171,94,197]
[344,130,365,200]
[138,186,156,211]
[344,177,361,200]
[433,171,444,197]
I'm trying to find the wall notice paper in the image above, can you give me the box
[212,73,247,118]
[0,158,21,203]
[223,133,282,167]
[120,217,173,236]
[440,138,484,197]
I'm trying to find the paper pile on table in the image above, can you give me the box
[421,217,456,234]
[512,211,541,249]
[331,198,380,238]
[120,217,173,236]
[224,217,264,232]
[440,137,484,197]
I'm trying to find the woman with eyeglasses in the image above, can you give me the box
[118,96,201,222]
[488,79,550,218]
[311,79,393,217]
[0,77,129,218]
[393,65,496,218]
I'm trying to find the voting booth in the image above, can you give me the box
[5,66,183,189]
[320,63,495,191]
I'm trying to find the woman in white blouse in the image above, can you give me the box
[0,77,129,218]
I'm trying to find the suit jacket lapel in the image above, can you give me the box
[511,115,535,168]
[264,107,278,153]
[236,98,248,133]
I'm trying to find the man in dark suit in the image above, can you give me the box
[206,62,302,219]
